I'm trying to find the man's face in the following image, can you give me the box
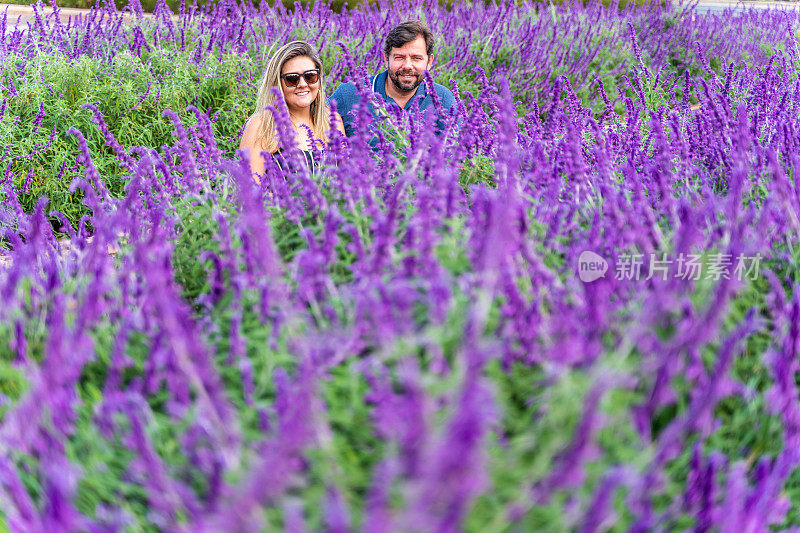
[385,36,433,93]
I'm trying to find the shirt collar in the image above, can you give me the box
[374,70,428,110]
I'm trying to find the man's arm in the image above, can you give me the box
[328,83,358,137]
[435,84,456,110]
[432,84,460,135]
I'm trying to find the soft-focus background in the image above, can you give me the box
[0,0,660,16]
[2,0,800,531]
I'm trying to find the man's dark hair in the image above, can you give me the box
[384,20,435,58]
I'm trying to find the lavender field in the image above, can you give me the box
[2,0,800,530]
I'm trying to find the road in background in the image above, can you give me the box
[690,0,800,14]
[1,2,170,28]
[2,3,98,28]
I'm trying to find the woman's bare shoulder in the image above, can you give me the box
[239,114,265,150]
[328,109,345,135]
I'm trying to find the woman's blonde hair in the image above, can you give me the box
[253,40,331,154]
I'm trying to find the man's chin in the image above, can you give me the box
[391,75,420,93]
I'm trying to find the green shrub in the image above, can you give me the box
[2,50,254,228]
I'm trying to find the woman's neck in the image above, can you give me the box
[288,107,318,150]
[289,108,313,125]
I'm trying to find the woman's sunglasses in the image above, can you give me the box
[281,69,320,88]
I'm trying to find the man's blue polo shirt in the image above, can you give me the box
[328,70,456,137]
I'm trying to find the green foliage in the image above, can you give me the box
[459,154,496,189]
[172,193,229,302]
[2,50,254,229]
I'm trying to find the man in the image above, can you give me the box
[329,20,456,138]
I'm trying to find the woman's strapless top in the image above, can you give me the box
[273,149,317,173]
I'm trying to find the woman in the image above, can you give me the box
[240,40,345,180]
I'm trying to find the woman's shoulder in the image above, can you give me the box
[243,113,265,133]
[240,113,268,150]
[329,110,345,135]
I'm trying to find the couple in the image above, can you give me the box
[239,20,456,179]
